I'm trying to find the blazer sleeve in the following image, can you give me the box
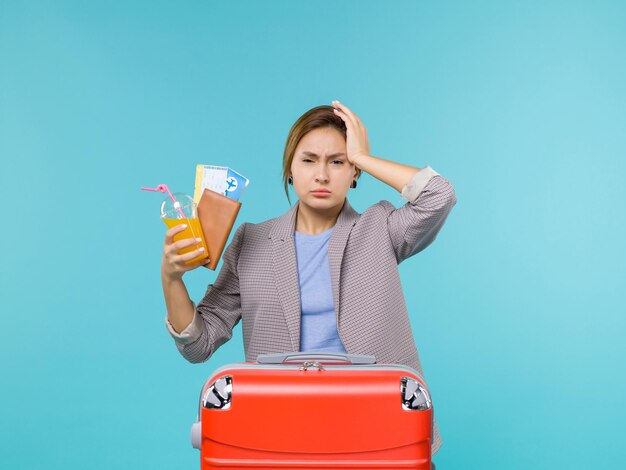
[387,167,457,263]
[166,223,246,363]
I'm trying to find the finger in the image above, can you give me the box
[333,100,362,128]
[170,237,203,252]
[333,104,368,149]
[179,256,211,272]
[164,224,188,244]
[332,105,353,128]
[332,100,354,119]
[332,105,359,133]
[332,100,349,118]
[173,246,208,263]
[164,239,201,259]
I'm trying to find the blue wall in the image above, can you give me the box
[1,1,625,468]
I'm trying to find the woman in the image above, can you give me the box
[161,101,456,457]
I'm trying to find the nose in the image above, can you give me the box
[315,163,329,183]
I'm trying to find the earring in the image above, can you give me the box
[288,176,293,185]
[350,180,357,189]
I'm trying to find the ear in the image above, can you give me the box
[354,167,361,180]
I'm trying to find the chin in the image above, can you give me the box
[302,195,344,211]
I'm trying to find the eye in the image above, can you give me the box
[331,159,345,165]
[302,158,314,163]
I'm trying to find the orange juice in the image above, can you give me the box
[163,217,209,265]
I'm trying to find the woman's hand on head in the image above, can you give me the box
[161,224,209,282]
[331,100,370,167]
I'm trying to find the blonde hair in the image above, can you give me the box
[282,105,357,203]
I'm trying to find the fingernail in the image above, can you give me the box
[181,224,187,229]
[198,247,204,251]
[195,237,202,242]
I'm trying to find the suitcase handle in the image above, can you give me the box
[256,352,376,365]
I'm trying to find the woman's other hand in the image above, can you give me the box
[161,224,209,282]
[331,100,370,166]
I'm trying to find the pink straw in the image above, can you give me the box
[141,184,186,219]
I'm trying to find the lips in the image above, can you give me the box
[311,189,331,195]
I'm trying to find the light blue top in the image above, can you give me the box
[294,227,346,353]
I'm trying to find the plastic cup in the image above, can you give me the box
[161,193,209,266]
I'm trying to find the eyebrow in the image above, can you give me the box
[301,151,346,158]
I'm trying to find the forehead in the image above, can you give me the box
[295,127,346,154]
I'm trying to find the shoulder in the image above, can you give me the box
[238,217,273,237]
[345,201,398,245]
[356,200,397,221]
[233,213,280,247]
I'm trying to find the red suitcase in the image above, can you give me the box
[191,353,434,469]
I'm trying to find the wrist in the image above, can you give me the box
[161,268,183,285]
[351,153,372,170]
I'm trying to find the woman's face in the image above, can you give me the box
[290,127,358,213]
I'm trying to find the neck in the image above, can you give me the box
[295,201,344,235]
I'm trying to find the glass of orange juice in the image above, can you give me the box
[161,193,209,265]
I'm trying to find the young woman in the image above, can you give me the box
[161,101,456,457]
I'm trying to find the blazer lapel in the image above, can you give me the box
[269,202,301,351]
[327,199,359,324]
[269,199,360,352]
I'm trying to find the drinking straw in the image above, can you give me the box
[141,184,186,219]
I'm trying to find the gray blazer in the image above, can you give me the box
[167,168,456,454]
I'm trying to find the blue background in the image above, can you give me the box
[1,1,625,468]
